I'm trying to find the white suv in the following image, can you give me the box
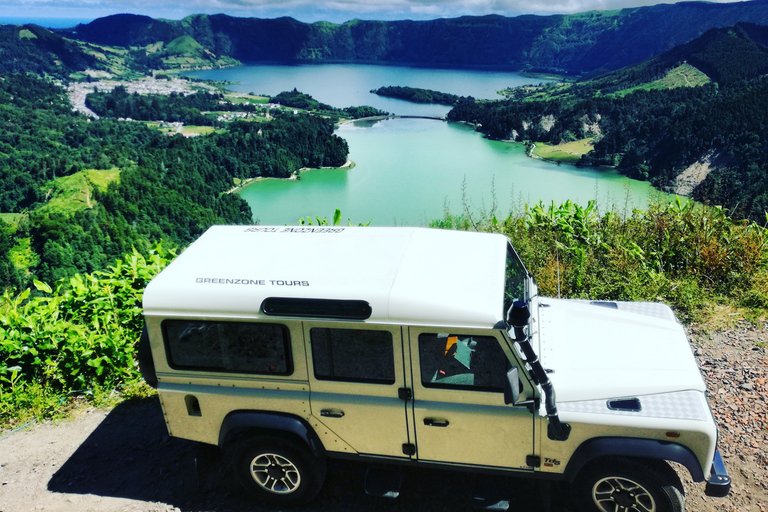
[140,226,731,511]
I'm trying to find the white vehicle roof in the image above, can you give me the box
[143,226,511,328]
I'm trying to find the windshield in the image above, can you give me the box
[503,243,529,316]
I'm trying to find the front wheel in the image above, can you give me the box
[228,435,326,506]
[574,458,685,512]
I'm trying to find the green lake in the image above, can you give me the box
[186,64,671,226]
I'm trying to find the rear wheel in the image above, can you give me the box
[574,458,685,512]
[228,435,326,506]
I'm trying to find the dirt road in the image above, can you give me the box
[1,321,765,512]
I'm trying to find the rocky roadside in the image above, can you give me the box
[0,321,765,512]
[682,320,768,512]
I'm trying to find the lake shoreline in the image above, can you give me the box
[229,159,355,194]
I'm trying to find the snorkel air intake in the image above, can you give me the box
[510,300,570,441]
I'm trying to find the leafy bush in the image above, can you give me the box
[0,244,175,422]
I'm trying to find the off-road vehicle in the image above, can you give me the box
[140,226,731,511]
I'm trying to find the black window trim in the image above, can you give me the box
[418,332,508,393]
[310,326,396,385]
[161,319,293,376]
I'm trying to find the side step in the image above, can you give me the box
[364,464,403,498]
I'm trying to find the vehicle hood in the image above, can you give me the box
[535,298,705,403]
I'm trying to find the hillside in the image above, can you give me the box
[0,24,101,76]
[446,24,768,223]
[141,35,239,70]
[0,23,238,80]
[59,2,768,75]
[0,73,349,288]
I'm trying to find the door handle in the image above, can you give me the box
[423,418,450,427]
[320,409,345,418]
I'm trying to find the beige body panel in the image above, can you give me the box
[406,326,538,470]
[305,323,412,459]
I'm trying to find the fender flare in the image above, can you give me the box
[218,411,326,458]
[563,437,705,482]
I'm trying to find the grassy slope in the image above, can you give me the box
[39,169,120,215]
[610,63,711,97]
[532,139,594,163]
[0,213,22,223]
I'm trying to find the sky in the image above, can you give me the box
[0,0,751,26]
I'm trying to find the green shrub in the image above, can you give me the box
[0,244,175,424]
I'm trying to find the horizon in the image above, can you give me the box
[0,0,750,28]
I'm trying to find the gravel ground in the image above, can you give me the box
[682,320,768,512]
[0,321,765,512]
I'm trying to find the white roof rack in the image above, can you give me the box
[143,226,510,328]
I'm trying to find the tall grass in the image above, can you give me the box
[432,198,768,322]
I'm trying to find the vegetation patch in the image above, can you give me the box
[39,169,121,216]
[85,168,121,191]
[0,247,173,429]
[434,198,768,324]
[0,213,23,224]
[611,63,710,97]
[226,94,269,105]
[532,139,594,163]
[180,125,216,136]
[18,29,37,40]
[8,237,37,275]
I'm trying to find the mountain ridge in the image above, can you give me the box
[57,1,768,75]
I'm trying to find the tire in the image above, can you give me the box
[228,435,326,506]
[574,458,685,512]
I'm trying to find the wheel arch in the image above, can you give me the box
[218,410,326,458]
[564,437,705,483]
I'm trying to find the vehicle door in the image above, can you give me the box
[406,327,536,470]
[306,323,412,458]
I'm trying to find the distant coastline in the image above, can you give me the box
[0,17,92,29]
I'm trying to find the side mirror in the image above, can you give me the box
[503,367,520,405]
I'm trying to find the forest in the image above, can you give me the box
[85,87,387,126]
[0,74,349,290]
[0,24,99,76]
[85,87,258,125]
[269,89,388,120]
[371,86,466,106]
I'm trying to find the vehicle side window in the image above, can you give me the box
[163,320,291,375]
[419,333,507,391]
[310,327,395,384]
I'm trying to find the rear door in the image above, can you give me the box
[307,323,412,458]
[406,327,536,470]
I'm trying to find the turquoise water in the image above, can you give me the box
[187,64,665,226]
[187,63,550,117]
[239,118,662,226]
